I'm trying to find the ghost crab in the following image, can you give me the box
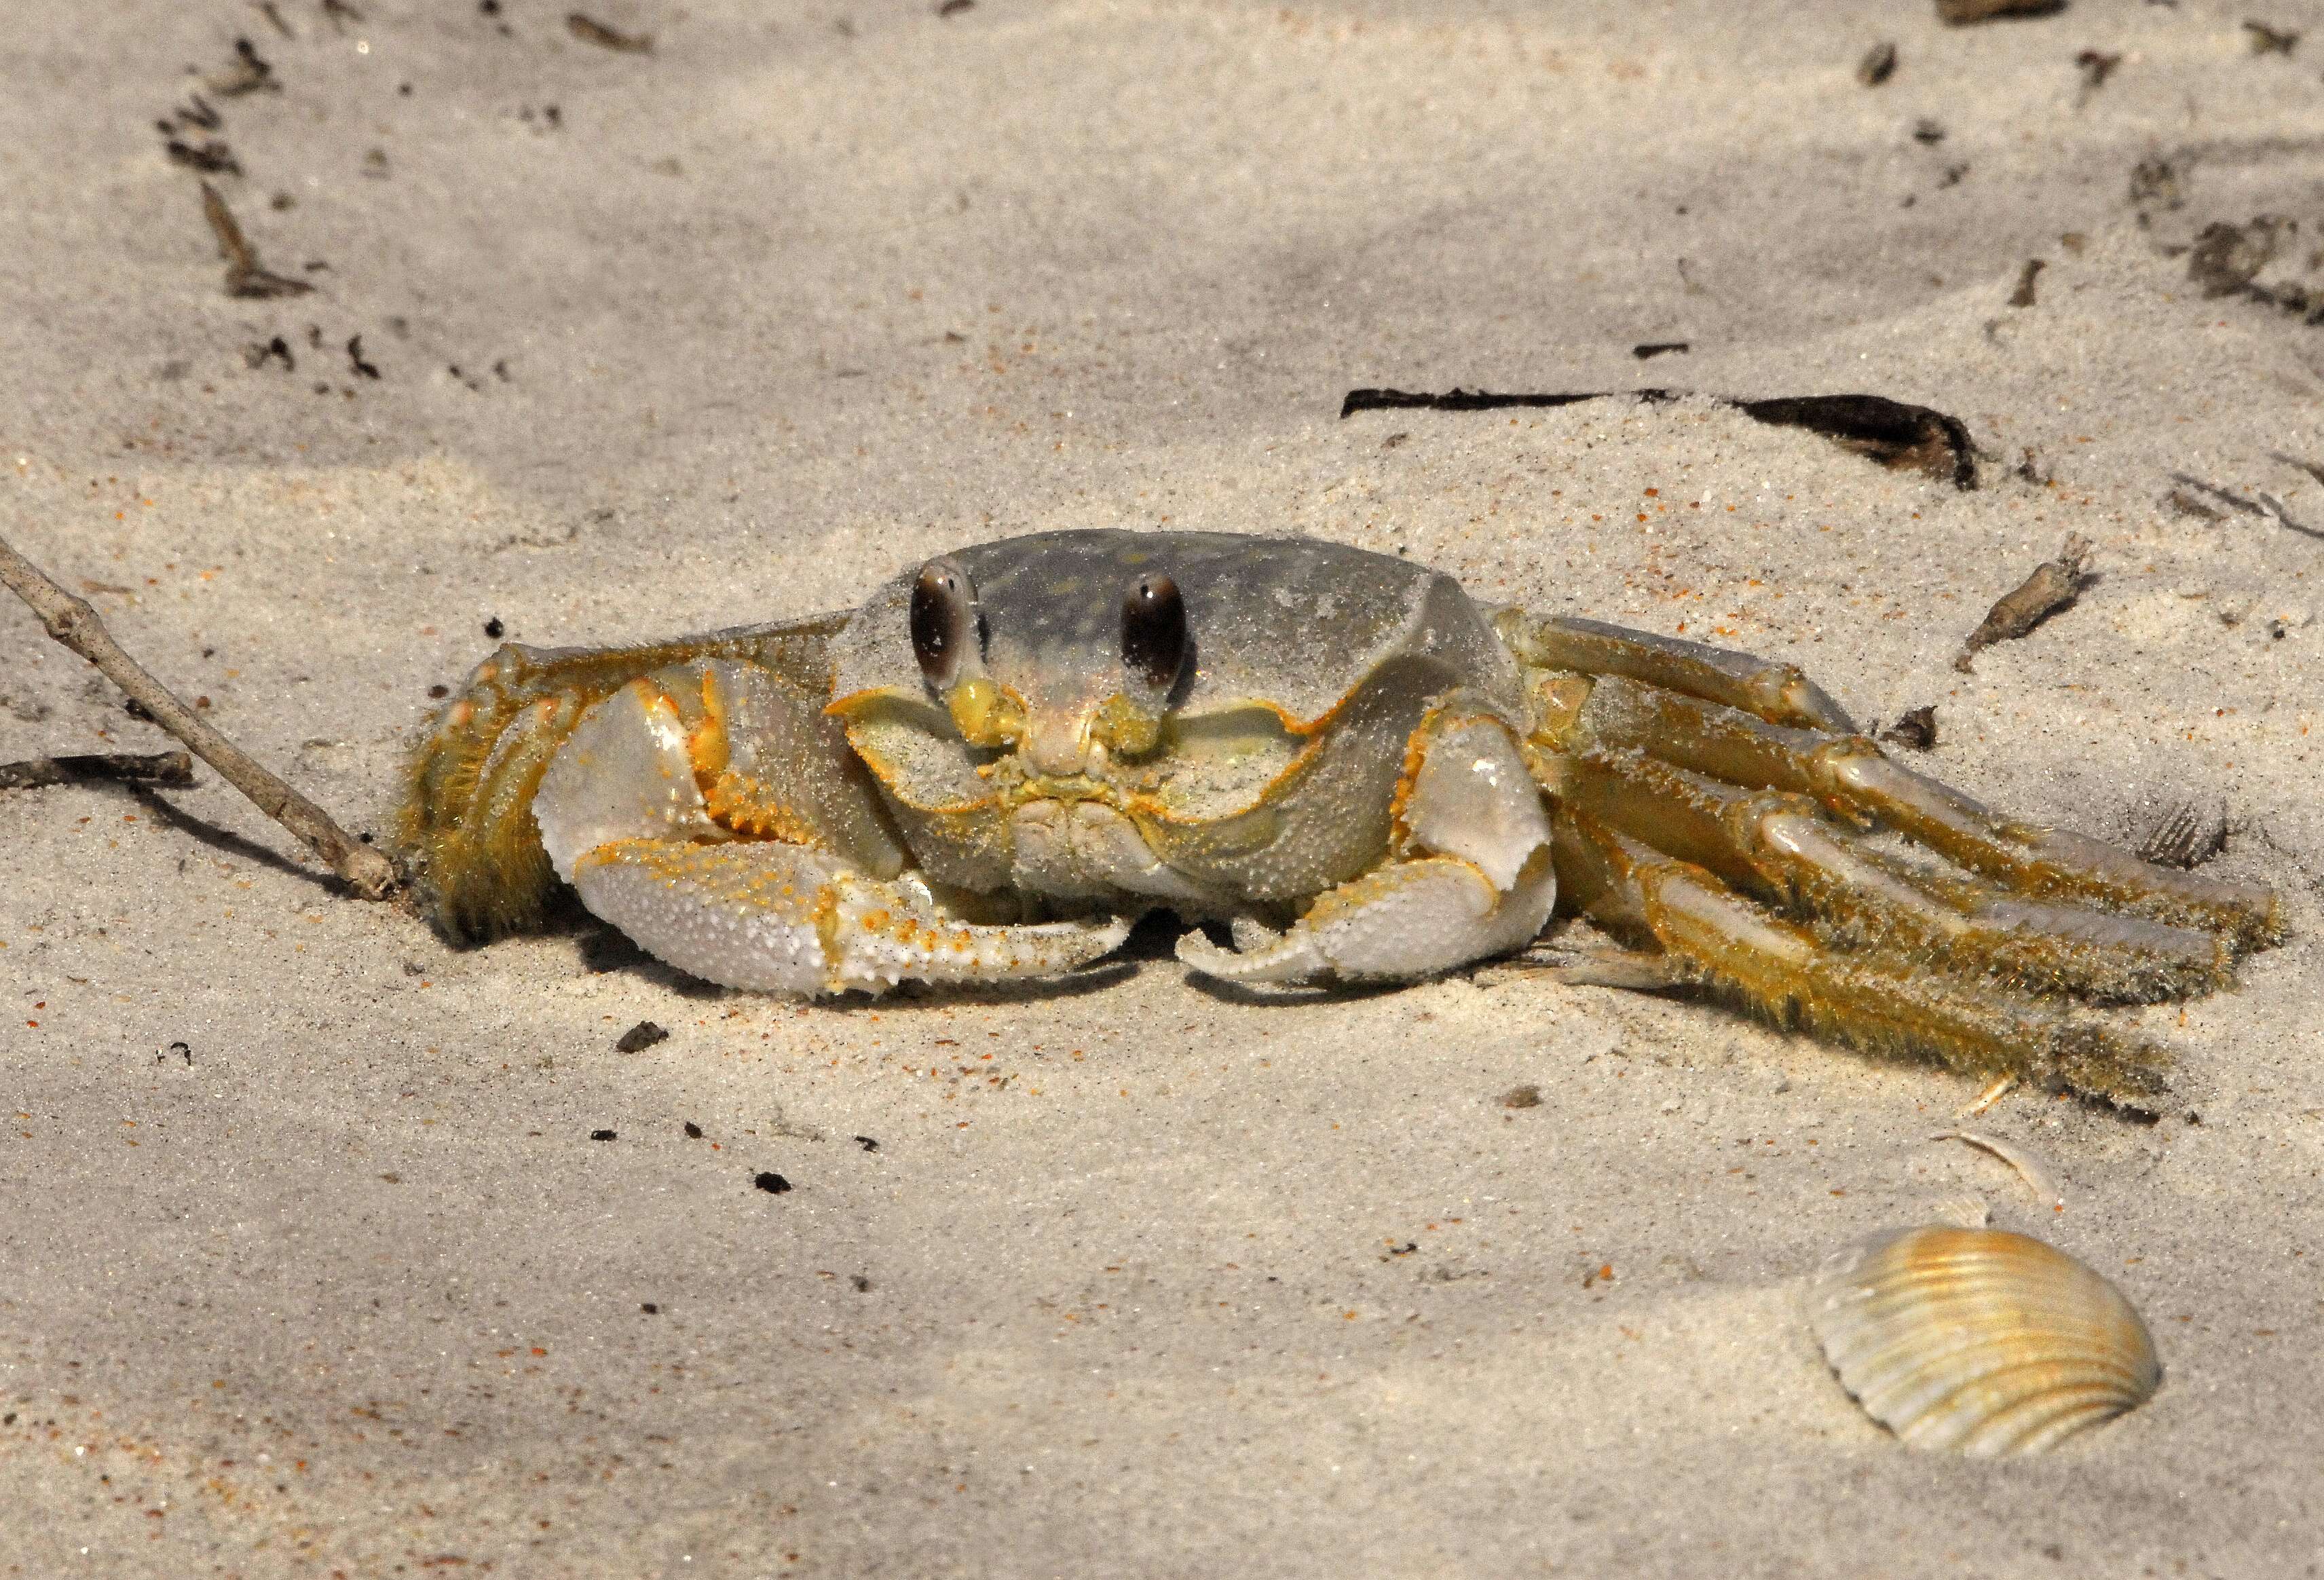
[401,529,2278,1102]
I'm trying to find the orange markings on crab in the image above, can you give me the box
[702,770,822,846]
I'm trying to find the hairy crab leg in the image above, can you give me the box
[1550,812,2171,1104]
[1552,674,2279,952]
[399,614,846,937]
[1494,609,1856,732]
[1556,748,2232,1005]
[419,689,593,937]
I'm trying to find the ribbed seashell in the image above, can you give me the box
[1808,1226,2160,1456]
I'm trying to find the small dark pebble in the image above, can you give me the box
[1857,41,1897,86]
[1500,1084,1543,1109]
[428,683,450,698]
[591,1129,617,1141]
[684,1121,704,1139]
[124,698,156,723]
[641,1302,660,1313]
[483,616,505,639]
[850,1275,872,1292]
[852,1135,880,1152]
[1912,117,1946,145]
[1879,705,1938,751]
[616,1020,669,1053]
[937,0,974,13]
[754,1171,793,1195]
[1632,341,1690,360]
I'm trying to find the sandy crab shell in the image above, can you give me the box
[1807,1225,2161,1456]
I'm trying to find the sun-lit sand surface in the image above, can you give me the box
[3,3,2320,1573]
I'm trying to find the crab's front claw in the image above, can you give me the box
[1178,852,1556,986]
[574,840,1130,994]
[1180,711,1558,988]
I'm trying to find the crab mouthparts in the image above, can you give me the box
[1005,796,1211,905]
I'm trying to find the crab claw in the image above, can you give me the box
[1177,851,1556,987]
[573,840,1131,994]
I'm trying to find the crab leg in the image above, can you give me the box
[1558,675,2279,952]
[1495,609,1856,732]
[1552,812,2171,1104]
[1555,749,2231,1004]
[400,614,846,937]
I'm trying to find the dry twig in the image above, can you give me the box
[0,531,400,899]
[567,12,652,51]
[0,751,194,791]
[200,181,313,300]
[1936,0,2065,22]
[1954,533,2093,672]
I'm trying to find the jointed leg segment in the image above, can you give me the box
[1514,622,2277,1101]
[1551,813,2171,1102]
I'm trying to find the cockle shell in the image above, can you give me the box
[1808,1226,2161,1456]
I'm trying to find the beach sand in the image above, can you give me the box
[3,1,2321,1573]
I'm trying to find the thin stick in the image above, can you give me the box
[0,751,194,791]
[1955,1074,2016,1119]
[0,532,400,899]
[200,181,312,301]
[1953,532,2092,673]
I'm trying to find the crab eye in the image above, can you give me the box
[1121,573,1187,693]
[909,557,978,690]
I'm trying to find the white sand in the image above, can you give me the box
[4,1,2321,1573]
